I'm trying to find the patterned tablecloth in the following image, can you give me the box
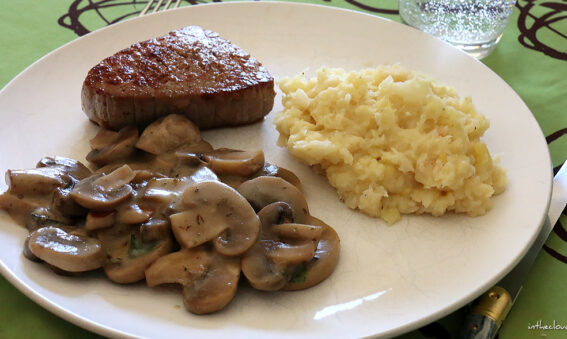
[1,1,566,338]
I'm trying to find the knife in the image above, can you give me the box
[457,160,567,339]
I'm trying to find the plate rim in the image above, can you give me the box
[0,1,553,338]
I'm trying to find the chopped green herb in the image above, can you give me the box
[289,263,308,283]
[128,234,156,258]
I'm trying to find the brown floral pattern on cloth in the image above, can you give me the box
[516,0,567,61]
[58,0,216,36]
[58,0,401,36]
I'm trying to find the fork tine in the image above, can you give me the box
[139,0,154,16]
[140,0,182,16]
[151,0,166,13]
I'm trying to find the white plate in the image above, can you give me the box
[0,2,552,338]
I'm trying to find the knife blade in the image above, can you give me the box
[457,160,567,339]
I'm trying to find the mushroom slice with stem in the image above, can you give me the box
[258,163,302,190]
[242,202,336,292]
[241,202,297,291]
[170,210,228,249]
[177,180,260,256]
[201,149,265,177]
[182,254,240,315]
[264,240,317,266]
[146,246,241,314]
[237,176,309,224]
[135,114,202,155]
[27,226,106,272]
[104,238,174,284]
[86,126,139,166]
[145,247,212,287]
[69,164,135,210]
[99,223,174,284]
[283,216,340,291]
[219,163,302,190]
[270,223,324,241]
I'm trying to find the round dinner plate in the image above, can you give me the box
[0,2,552,338]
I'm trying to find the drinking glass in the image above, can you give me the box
[398,0,516,59]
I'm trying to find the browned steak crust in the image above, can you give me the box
[81,26,275,130]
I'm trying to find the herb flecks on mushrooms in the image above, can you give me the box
[146,246,240,315]
[0,114,340,315]
[173,180,260,256]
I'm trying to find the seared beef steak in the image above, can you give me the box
[81,26,275,130]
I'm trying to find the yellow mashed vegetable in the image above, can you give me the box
[275,65,507,224]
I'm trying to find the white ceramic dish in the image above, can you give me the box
[0,2,552,338]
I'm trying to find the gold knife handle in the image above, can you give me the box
[458,286,513,339]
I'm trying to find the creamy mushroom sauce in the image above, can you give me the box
[0,114,340,314]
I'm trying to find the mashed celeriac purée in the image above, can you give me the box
[275,65,507,224]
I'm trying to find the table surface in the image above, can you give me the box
[1,1,566,338]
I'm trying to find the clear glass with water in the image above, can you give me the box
[399,0,516,59]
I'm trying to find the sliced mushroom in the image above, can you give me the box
[69,164,135,210]
[116,203,151,224]
[23,236,41,262]
[201,149,264,177]
[36,156,92,181]
[237,176,309,223]
[182,255,240,315]
[260,163,302,190]
[85,210,115,231]
[170,210,228,249]
[175,180,260,256]
[86,126,139,166]
[98,223,174,284]
[219,163,303,190]
[141,177,197,214]
[25,207,72,232]
[145,247,212,287]
[264,240,316,266]
[88,128,120,150]
[104,237,174,284]
[241,243,287,291]
[27,226,106,272]
[174,139,215,159]
[241,202,296,291]
[241,202,334,292]
[6,167,70,196]
[270,223,324,242]
[135,114,202,155]
[146,246,241,314]
[283,216,340,291]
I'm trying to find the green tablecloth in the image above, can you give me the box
[1,1,566,338]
